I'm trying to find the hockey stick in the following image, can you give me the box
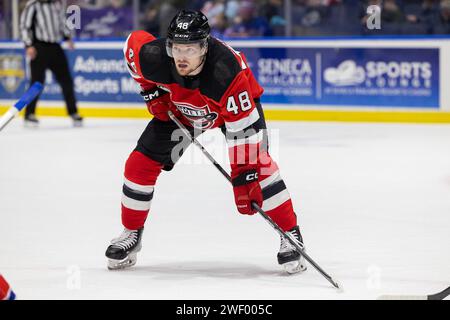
[377,286,450,300]
[0,82,43,132]
[168,111,342,290]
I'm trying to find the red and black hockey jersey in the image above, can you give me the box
[123,30,264,134]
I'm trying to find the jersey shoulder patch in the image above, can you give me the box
[199,38,243,102]
[139,38,173,84]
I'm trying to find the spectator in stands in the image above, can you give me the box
[421,0,442,33]
[402,0,440,34]
[186,0,209,11]
[224,0,272,37]
[210,12,228,38]
[224,0,240,21]
[260,0,283,23]
[110,0,129,9]
[298,0,337,31]
[382,0,404,23]
[157,0,187,36]
[142,2,160,37]
[201,0,226,22]
[260,0,286,35]
[435,0,450,33]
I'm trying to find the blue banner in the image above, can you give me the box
[0,44,440,109]
[239,47,440,108]
[319,48,439,107]
[243,48,318,104]
[0,47,141,103]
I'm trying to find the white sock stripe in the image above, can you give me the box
[226,130,264,147]
[259,170,281,189]
[121,194,152,211]
[124,177,154,194]
[262,189,291,212]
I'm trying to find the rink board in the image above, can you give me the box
[0,38,449,123]
[1,105,450,124]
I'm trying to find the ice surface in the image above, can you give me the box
[0,117,449,300]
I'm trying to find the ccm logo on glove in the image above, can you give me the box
[245,172,258,181]
[140,87,168,102]
[140,87,174,121]
[232,169,263,215]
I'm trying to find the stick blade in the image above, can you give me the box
[334,280,344,292]
[377,286,450,300]
[377,295,428,300]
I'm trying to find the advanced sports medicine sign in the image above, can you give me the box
[0,42,441,109]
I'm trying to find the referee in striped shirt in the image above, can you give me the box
[20,0,82,127]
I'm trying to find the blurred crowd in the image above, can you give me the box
[358,0,450,35]
[140,0,449,37]
[1,0,449,39]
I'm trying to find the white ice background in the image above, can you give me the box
[0,118,449,299]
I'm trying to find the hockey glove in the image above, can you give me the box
[140,87,173,121]
[231,169,263,215]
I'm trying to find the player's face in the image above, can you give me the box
[172,43,206,76]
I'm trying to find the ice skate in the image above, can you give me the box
[24,114,39,128]
[105,228,143,270]
[70,113,83,127]
[277,226,307,274]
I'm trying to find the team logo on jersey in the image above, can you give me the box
[174,102,218,129]
[0,55,25,93]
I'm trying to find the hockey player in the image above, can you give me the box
[105,10,306,274]
[0,274,15,300]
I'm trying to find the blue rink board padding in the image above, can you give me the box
[0,45,440,108]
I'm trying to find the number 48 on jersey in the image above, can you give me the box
[226,91,252,115]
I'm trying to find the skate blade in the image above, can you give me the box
[24,121,39,128]
[107,253,137,270]
[283,259,307,274]
[73,120,83,128]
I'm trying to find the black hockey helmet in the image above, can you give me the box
[167,10,210,43]
[166,10,210,58]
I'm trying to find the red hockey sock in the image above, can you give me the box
[258,151,298,232]
[121,151,163,230]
